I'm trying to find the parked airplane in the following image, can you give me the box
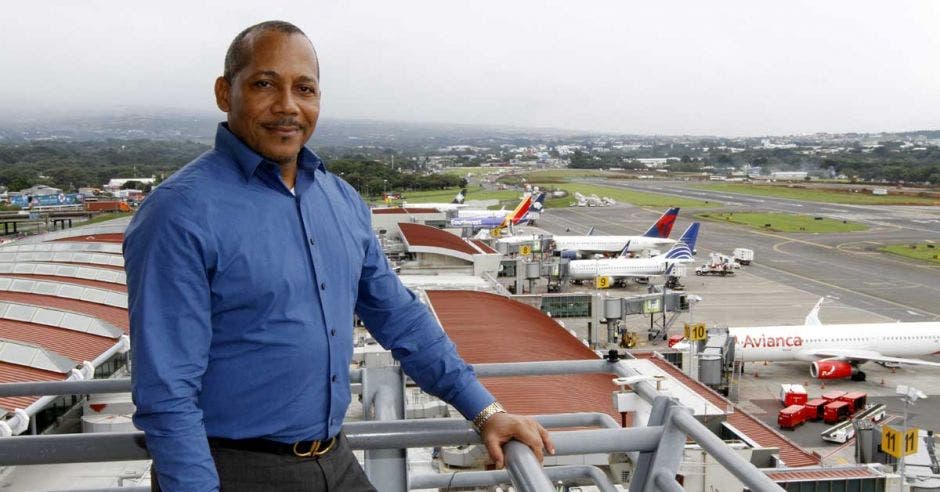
[456,192,545,220]
[726,298,940,381]
[567,222,700,283]
[449,193,539,230]
[496,208,681,257]
[402,188,467,211]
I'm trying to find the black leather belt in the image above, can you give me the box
[208,435,337,458]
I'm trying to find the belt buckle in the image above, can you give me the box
[292,437,335,458]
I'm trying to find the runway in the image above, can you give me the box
[535,181,940,321]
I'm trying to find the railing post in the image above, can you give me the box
[360,366,407,492]
[503,440,554,491]
[629,396,672,492]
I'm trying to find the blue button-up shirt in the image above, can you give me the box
[124,123,495,491]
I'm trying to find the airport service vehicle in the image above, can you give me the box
[804,398,828,421]
[778,405,808,430]
[821,390,847,403]
[727,298,940,381]
[498,208,681,258]
[570,192,614,207]
[733,248,754,265]
[694,263,734,276]
[824,401,851,424]
[838,392,867,414]
[402,188,467,211]
[779,384,808,407]
[567,223,700,284]
[820,403,887,444]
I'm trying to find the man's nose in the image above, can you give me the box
[272,87,300,115]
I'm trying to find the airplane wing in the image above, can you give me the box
[799,348,940,367]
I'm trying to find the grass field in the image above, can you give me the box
[499,169,614,185]
[394,187,519,203]
[880,243,940,264]
[436,167,503,177]
[695,212,867,233]
[541,183,716,209]
[693,183,938,206]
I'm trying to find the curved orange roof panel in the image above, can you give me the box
[426,290,618,419]
[399,223,478,256]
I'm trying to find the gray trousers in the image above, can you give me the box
[152,433,376,491]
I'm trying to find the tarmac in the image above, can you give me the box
[527,186,940,460]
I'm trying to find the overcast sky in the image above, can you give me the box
[2,1,938,136]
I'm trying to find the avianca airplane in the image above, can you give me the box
[567,222,699,282]
[449,193,540,229]
[496,207,680,257]
[402,188,468,211]
[727,298,940,381]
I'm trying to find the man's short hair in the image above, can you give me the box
[223,20,309,83]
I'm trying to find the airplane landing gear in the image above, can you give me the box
[851,370,867,382]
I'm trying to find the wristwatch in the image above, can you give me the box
[472,401,506,432]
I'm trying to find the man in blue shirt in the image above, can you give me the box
[124,20,553,491]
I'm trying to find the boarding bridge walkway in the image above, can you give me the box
[0,358,784,492]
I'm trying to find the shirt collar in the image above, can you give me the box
[214,122,325,180]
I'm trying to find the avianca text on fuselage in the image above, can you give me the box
[740,334,804,348]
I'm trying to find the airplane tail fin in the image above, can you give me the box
[530,192,546,212]
[452,188,467,204]
[663,223,699,260]
[618,240,632,257]
[499,194,534,228]
[804,297,825,325]
[677,222,700,252]
[642,207,680,238]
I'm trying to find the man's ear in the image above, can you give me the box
[215,76,231,113]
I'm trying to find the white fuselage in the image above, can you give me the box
[553,235,676,255]
[402,202,466,212]
[731,322,940,362]
[568,255,682,280]
[456,208,506,219]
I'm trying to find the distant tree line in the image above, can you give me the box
[0,141,463,194]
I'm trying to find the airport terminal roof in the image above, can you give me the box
[635,352,820,467]
[398,222,498,261]
[0,224,129,414]
[427,290,621,420]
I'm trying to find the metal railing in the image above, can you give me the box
[0,358,785,492]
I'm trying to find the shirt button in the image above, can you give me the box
[330,329,336,336]
[309,238,315,246]
[320,282,326,290]
[331,375,337,383]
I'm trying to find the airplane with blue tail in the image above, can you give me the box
[566,222,700,282]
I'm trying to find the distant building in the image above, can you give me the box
[19,185,62,196]
[104,178,155,192]
[770,171,808,181]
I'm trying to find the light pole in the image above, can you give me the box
[896,384,926,490]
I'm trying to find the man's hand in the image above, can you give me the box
[480,413,555,469]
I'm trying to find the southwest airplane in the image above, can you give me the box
[498,207,681,257]
[455,192,545,220]
[449,193,542,230]
[567,222,699,282]
[727,298,940,381]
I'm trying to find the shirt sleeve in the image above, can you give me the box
[123,188,219,491]
[353,207,495,421]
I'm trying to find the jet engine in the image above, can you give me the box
[559,250,578,260]
[810,360,858,380]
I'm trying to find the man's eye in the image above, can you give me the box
[299,85,318,94]
[254,80,272,88]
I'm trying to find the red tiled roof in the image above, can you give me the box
[372,207,441,214]
[0,275,126,293]
[51,233,124,243]
[399,223,478,256]
[0,319,116,363]
[0,292,128,332]
[51,262,125,271]
[636,353,820,467]
[0,363,64,411]
[471,240,497,254]
[427,290,618,419]
[765,467,880,482]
